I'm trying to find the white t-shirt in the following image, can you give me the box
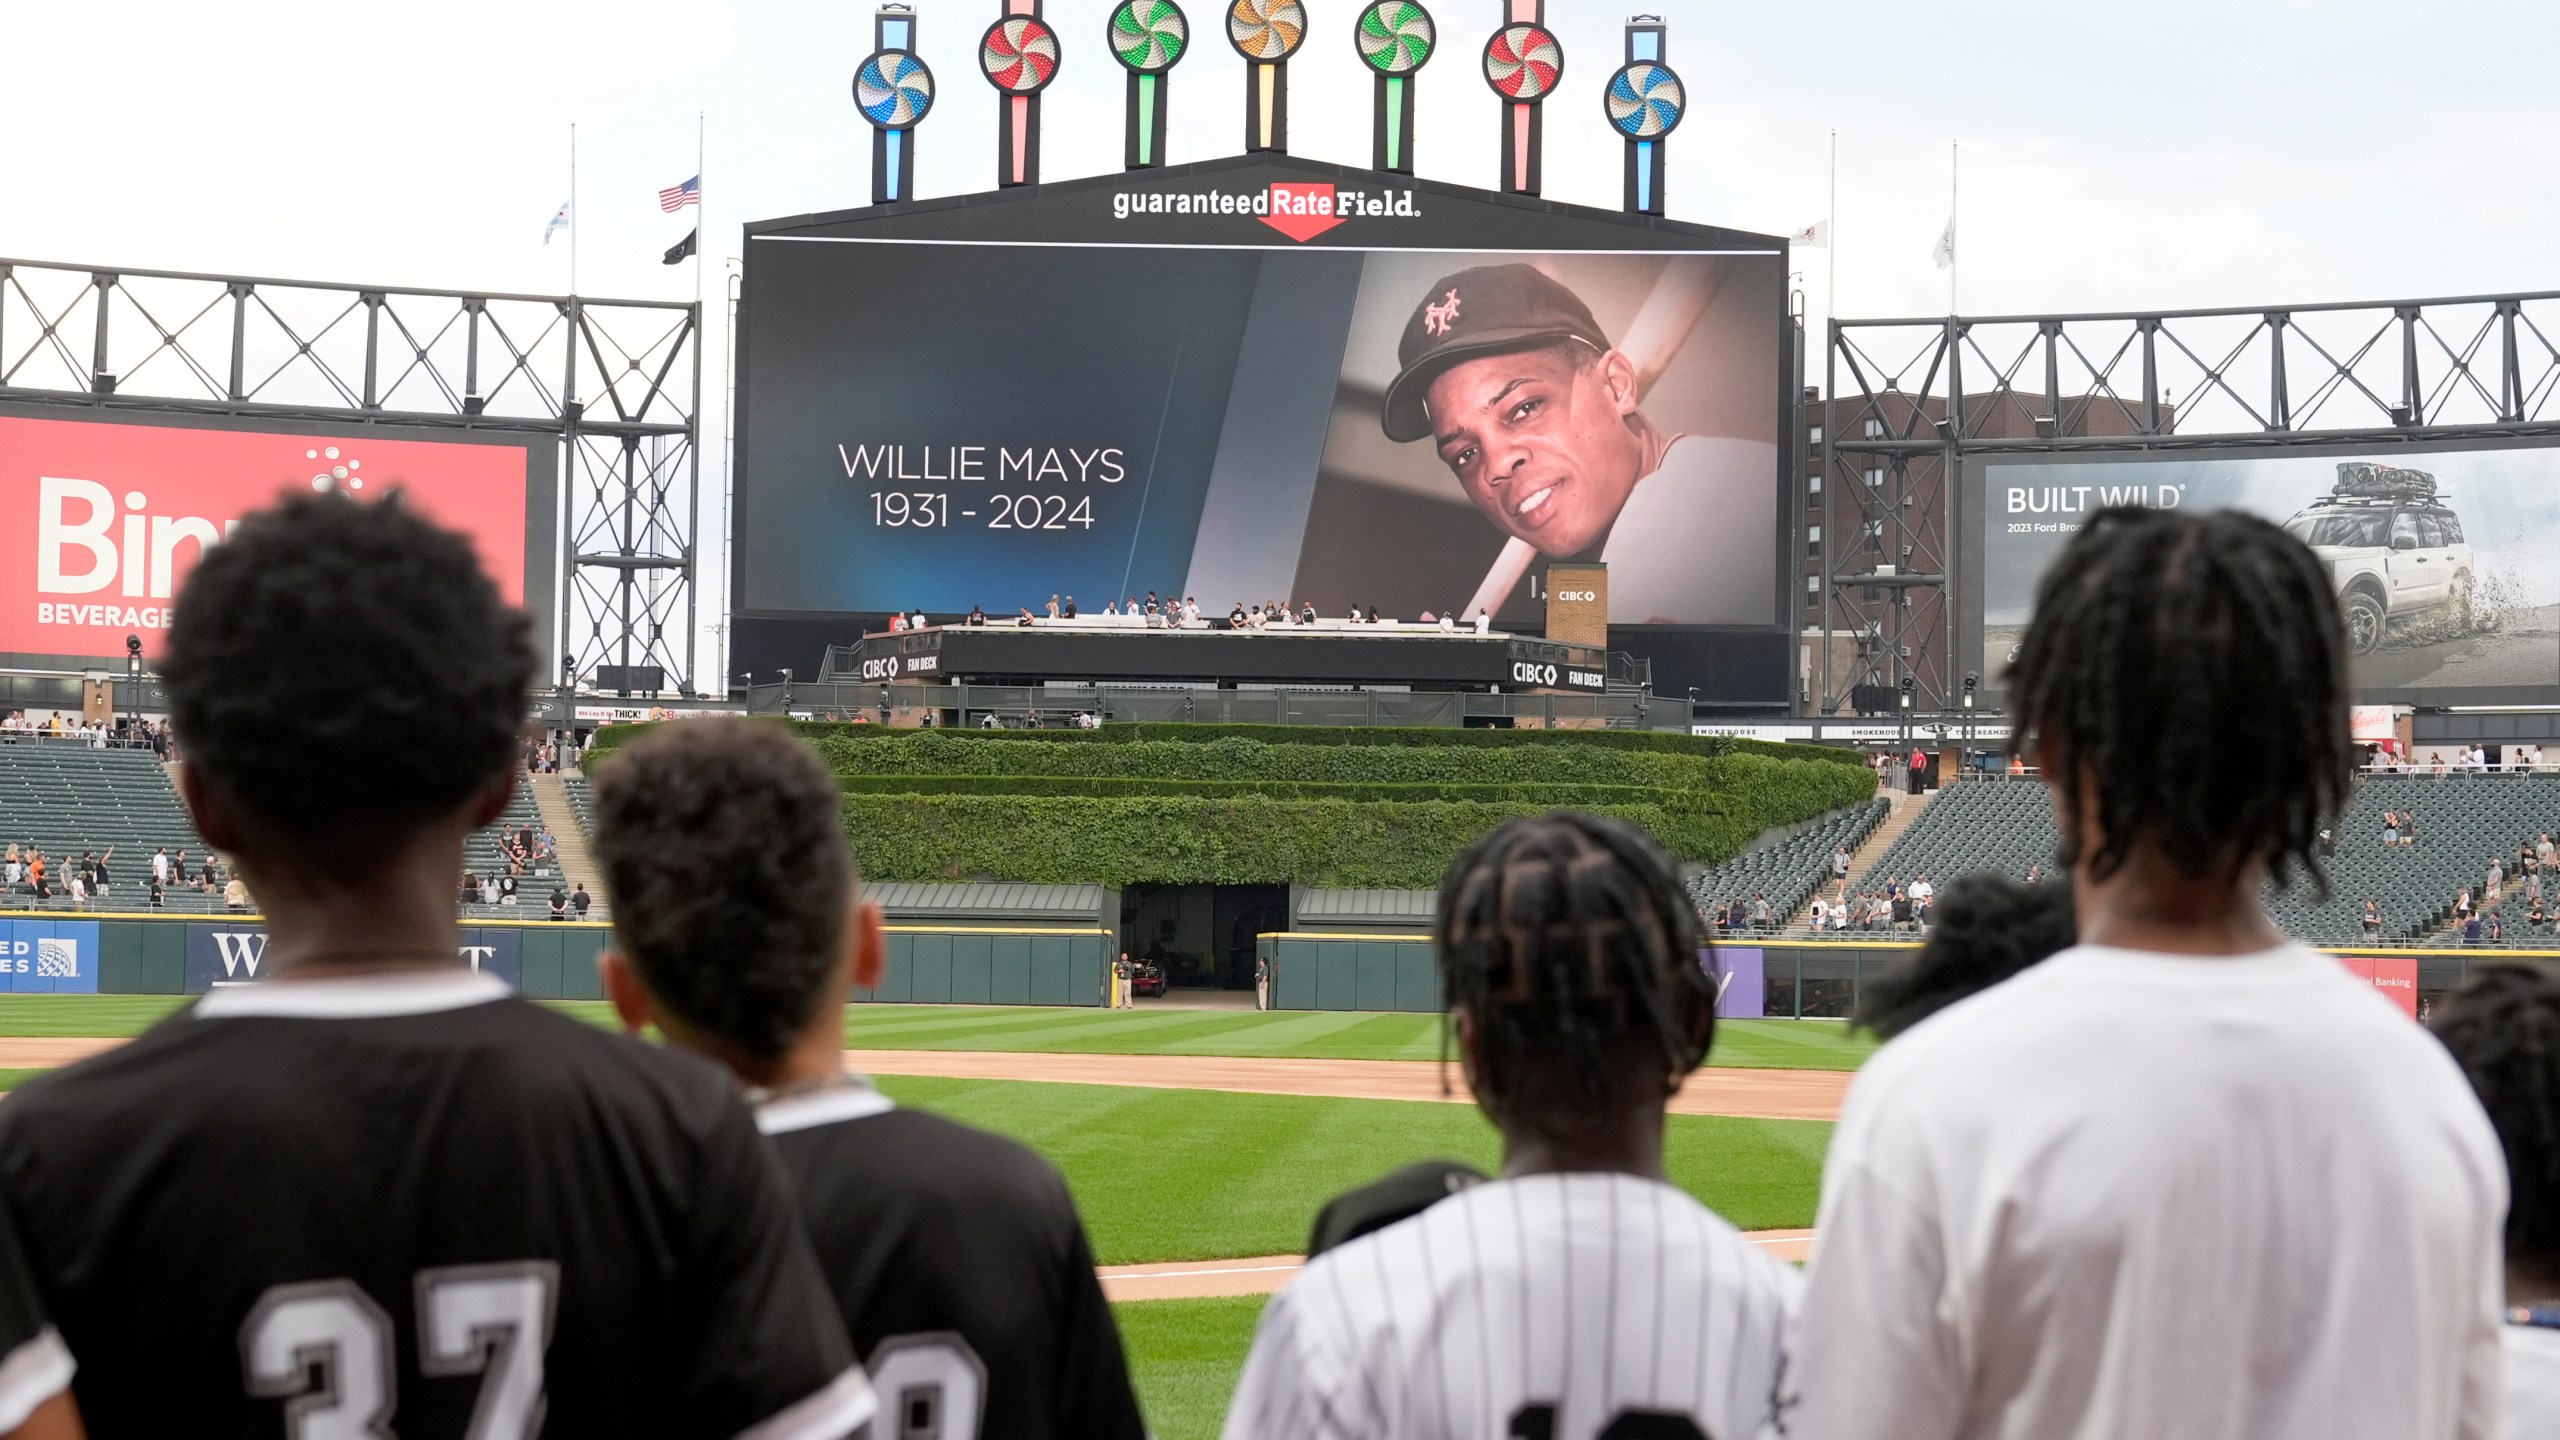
[2505,1325,2560,1440]
[1782,942,2506,1440]
[1599,434,1778,625]
[1225,1173,1798,1440]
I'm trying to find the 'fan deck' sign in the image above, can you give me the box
[0,415,530,658]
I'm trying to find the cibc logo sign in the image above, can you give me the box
[1511,661,1559,685]
[1554,589,1597,602]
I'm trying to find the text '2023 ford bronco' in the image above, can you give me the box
[2283,463,2494,655]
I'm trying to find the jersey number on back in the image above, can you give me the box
[1510,1404,1710,1440]
[867,1332,987,1440]
[241,1263,559,1440]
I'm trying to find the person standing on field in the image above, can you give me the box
[1779,507,2505,1440]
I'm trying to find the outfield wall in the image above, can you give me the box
[1259,934,2495,1018]
[7,912,1112,1006]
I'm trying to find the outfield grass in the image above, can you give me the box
[1116,1296,1266,1440]
[839,1005,1874,1070]
[871,1074,1825,1264]
[0,996,1875,1070]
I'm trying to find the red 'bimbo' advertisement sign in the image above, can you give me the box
[0,415,529,658]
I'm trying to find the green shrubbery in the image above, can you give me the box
[587,720,1875,886]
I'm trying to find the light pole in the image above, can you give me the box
[1962,671,1978,759]
[123,633,142,734]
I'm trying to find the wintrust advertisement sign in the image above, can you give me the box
[183,923,525,992]
[0,412,543,659]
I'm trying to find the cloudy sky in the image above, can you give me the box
[6,0,2551,680]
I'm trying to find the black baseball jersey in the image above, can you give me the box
[758,1084,1147,1440]
[0,1187,71,1429]
[0,967,873,1439]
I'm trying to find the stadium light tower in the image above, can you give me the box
[1355,2,1435,175]
[1481,0,1561,195]
[981,1,1061,187]
[1605,16,1683,216]
[1229,0,1307,153]
[857,5,935,205]
[124,633,142,729]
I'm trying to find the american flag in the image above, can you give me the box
[657,175,701,213]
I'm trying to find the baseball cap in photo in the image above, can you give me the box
[1379,263,1612,443]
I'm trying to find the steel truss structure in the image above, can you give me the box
[0,257,701,694]
[1819,288,2560,716]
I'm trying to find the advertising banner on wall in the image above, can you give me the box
[0,409,547,662]
[181,924,525,992]
[0,919,98,993]
[1979,444,2560,701]
[2338,954,2419,1019]
[1711,946,1765,1019]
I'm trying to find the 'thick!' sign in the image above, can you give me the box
[0,415,529,657]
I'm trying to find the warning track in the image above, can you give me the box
[1100,1231,1819,1301]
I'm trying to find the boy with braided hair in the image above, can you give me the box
[2432,964,2560,1436]
[1224,812,1797,1440]
[1783,507,2503,1440]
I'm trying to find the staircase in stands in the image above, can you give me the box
[1786,786,1937,929]
[527,772,606,920]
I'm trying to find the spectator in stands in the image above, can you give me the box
[147,877,164,910]
[222,875,249,913]
[88,848,111,898]
[2458,886,2476,922]
[1908,873,1935,925]
[4,846,19,892]
[2491,857,2509,906]
[459,871,478,907]
[1832,844,1852,898]
[479,873,499,907]
[2534,899,2551,932]
[2404,811,2420,847]
[548,886,568,921]
[150,847,168,887]
[572,883,591,918]
[1748,892,1771,931]
[2383,809,2401,845]
[27,853,45,901]
[2491,911,2507,945]
[2363,898,2383,936]
[2468,913,2487,946]
[1809,896,1829,932]
[1851,874,2076,1041]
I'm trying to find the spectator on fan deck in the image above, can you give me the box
[1046,595,1061,619]
[1144,591,1159,616]
[1473,609,1492,634]
[1015,607,1036,626]
[1301,603,1317,625]
[1852,873,2077,1041]
[572,883,592,918]
[1783,505,2504,1440]
[887,611,906,633]
[966,604,987,626]
[1437,612,1455,632]
[1184,597,1201,625]
[1060,595,1077,618]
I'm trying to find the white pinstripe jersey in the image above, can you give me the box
[1223,1173,1800,1440]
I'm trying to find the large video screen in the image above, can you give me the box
[0,407,553,662]
[1979,444,2560,699]
[737,239,1783,628]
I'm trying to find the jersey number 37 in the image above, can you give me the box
[241,1263,557,1440]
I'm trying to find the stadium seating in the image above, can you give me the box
[1685,797,1889,931]
[561,775,594,838]
[1848,770,2560,947]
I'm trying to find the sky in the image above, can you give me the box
[5,0,2554,685]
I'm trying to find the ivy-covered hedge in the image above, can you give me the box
[838,794,1742,888]
[586,719,1877,886]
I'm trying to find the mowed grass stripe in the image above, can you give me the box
[1115,1296,1266,1440]
[0,996,1876,1070]
[870,1074,1826,1265]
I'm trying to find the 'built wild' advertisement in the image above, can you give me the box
[1980,445,2560,699]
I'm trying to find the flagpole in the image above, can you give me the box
[694,111,706,309]
[569,121,580,297]
[1826,129,1837,351]
[1948,140,1958,316]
